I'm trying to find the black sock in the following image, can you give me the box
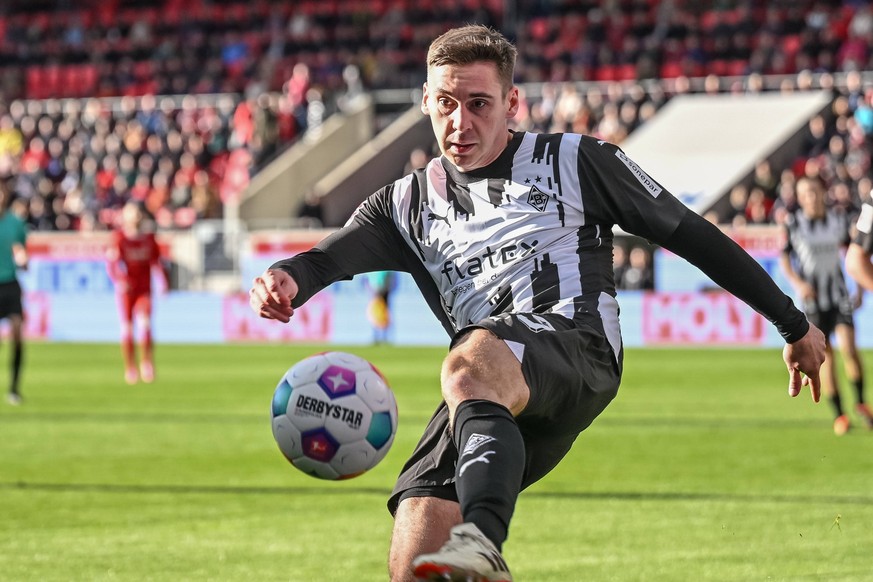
[10,342,22,395]
[453,399,525,550]
[829,392,844,418]
[852,377,865,405]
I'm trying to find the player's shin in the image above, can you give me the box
[452,399,525,549]
[141,325,153,362]
[10,341,22,393]
[121,330,135,368]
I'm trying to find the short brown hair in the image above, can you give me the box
[426,25,517,92]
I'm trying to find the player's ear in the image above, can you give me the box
[505,86,520,119]
[420,82,430,115]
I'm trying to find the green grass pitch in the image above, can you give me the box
[1,342,872,581]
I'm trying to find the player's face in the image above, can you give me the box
[797,181,825,217]
[421,62,518,172]
[121,203,143,229]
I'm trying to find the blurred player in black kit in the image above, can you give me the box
[780,176,871,435]
[843,196,873,431]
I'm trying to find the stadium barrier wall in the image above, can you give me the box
[20,227,873,347]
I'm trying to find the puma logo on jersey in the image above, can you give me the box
[427,211,451,227]
[516,313,556,333]
[458,450,496,477]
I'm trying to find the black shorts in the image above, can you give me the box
[806,303,853,338]
[387,311,622,515]
[0,280,23,320]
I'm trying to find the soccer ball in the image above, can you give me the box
[270,351,398,480]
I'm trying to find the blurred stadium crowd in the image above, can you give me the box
[0,0,871,248]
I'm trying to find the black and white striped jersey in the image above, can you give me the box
[782,207,851,312]
[278,131,686,359]
[274,130,810,355]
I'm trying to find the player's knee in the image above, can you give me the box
[440,349,491,408]
[9,318,23,341]
[440,331,527,414]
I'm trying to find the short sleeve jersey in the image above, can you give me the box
[111,230,161,294]
[853,202,873,253]
[782,207,851,311]
[277,132,689,361]
[0,211,27,284]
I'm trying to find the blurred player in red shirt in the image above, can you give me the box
[106,201,169,384]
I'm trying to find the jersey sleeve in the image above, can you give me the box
[577,137,807,343]
[781,219,794,254]
[149,233,170,288]
[271,185,414,308]
[662,211,809,343]
[15,217,27,245]
[106,230,125,282]
[149,234,159,262]
[576,137,688,243]
[853,203,873,253]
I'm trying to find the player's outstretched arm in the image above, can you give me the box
[13,242,28,271]
[782,323,826,403]
[846,243,873,293]
[250,269,298,323]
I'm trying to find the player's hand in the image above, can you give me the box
[250,269,297,323]
[782,323,826,403]
[798,282,816,302]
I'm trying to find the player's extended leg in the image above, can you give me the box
[389,496,462,582]
[412,329,527,581]
[134,295,155,383]
[7,313,23,403]
[118,293,138,384]
[834,323,872,429]
[820,341,848,435]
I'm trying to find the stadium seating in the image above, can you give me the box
[0,0,871,234]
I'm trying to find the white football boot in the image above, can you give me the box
[412,523,512,582]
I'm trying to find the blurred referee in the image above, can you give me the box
[0,184,28,405]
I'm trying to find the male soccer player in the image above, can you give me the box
[250,25,826,582]
[844,197,873,426]
[106,200,168,384]
[365,270,397,344]
[847,201,873,291]
[780,176,871,434]
[0,186,28,405]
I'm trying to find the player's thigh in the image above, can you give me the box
[833,322,859,357]
[809,309,838,346]
[0,280,23,320]
[7,313,23,341]
[389,496,461,581]
[132,292,153,322]
[116,292,135,323]
[474,312,621,436]
[441,328,529,415]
